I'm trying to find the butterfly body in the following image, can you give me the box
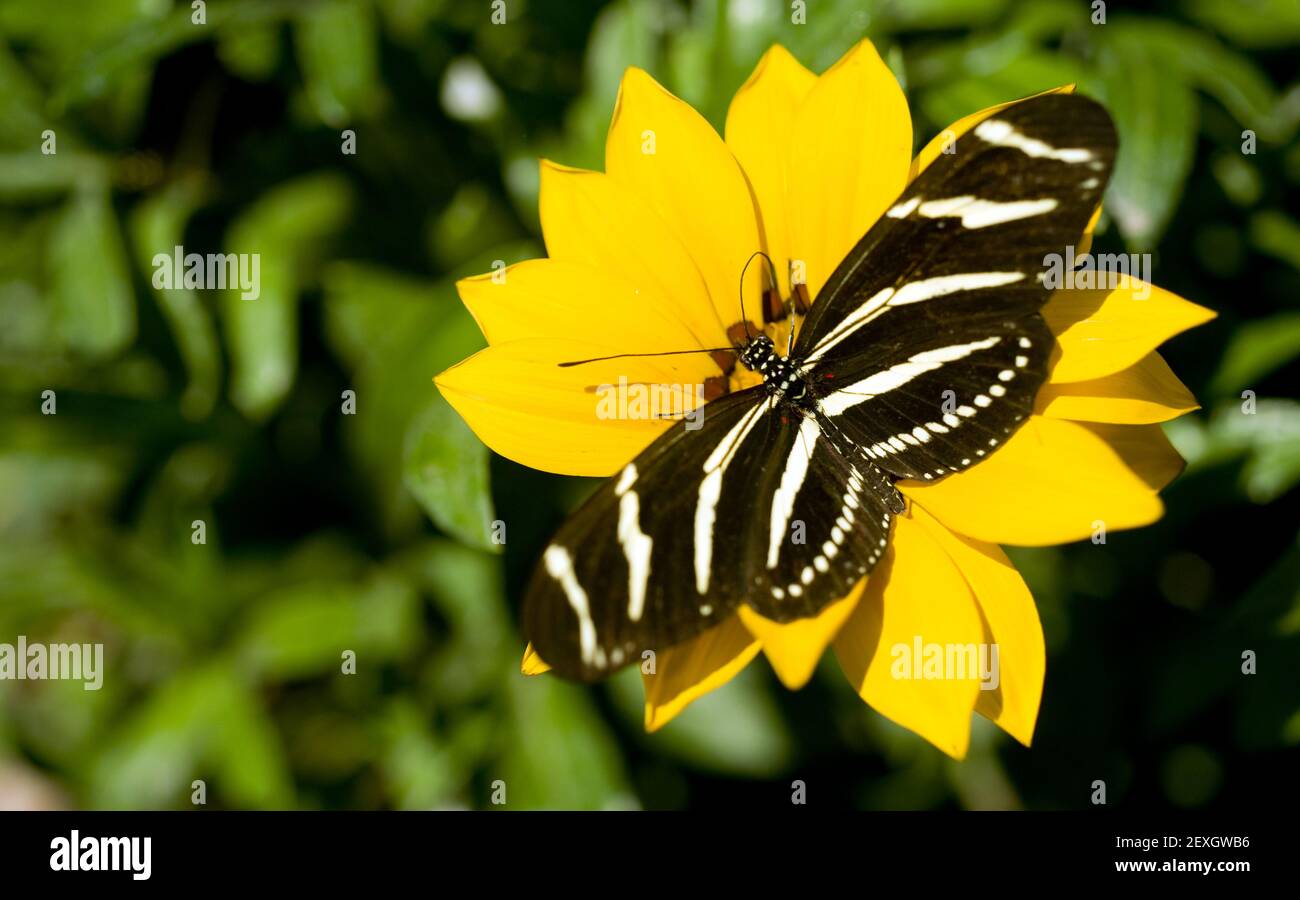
[524,93,1118,681]
[739,334,810,403]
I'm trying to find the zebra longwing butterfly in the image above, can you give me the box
[525,93,1117,681]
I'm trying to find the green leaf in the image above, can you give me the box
[217,22,282,82]
[918,52,1083,131]
[0,435,124,540]
[767,1,875,75]
[0,153,109,202]
[46,186,136,358]
[1094,29,1198,250]
[1241,438,1300,505]
[402,395,497,552]
[0,41,54,150]
[222,172,351,420]
[1134,18,1286,142]
[608,665,793,778]
[1179,401,1300,503]
[375,700,461,810]
[428,184,521,271]
[206,672,298,808]
[294,0,380,126]
[1249,210,1300,273]
[1210,312,1300,396]
[499,675,633,810]
[52,0,304,111]
[90,662,293,809]
[902,0,1079,90]
[876,0,1013,30]
[1210,152,1263,206]
[396,540,510,704]
[232,573,420,681]
[323,262,488,534]
[583,0,664,114]
[129,180,222,419]
[1185,0,1300,49]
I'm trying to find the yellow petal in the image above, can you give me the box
[834,511,982,759]
[901,415,1164,546]
[436,338,700,477]
[909,84,1075,181]
[725,45,817,297]
[538,161,727,348]
[1076,203,1103,258]
[787,38,912,299]
[1038,351,1200,424]
[643,616,761,732]
[521,643,551,676]
[736,583,863,690]
[456,258,713,357]
[1045,277,1217,383]
[909,504,1044,747]
[1081,422,1186,492]
[606,67,764,334]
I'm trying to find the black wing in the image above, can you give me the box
[526,388,773,680]
[794,93,1117,482]
[524,388,900,679]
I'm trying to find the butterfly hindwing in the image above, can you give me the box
[737,407,900,622]
[795,93,1117,482]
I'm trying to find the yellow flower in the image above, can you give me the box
[436,41,1214,759]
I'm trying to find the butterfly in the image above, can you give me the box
[524,93,1117,680]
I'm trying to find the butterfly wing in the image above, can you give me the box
[525,384,906,675]
[794,93,1117,482]
[730,406,903,623]
[525,388,787,680]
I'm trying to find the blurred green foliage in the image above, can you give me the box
[0,0,1296,810]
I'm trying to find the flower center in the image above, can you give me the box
[701,282,812,401]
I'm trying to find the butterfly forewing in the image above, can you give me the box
[525,388,783,680]
[796,93,1116,482]
[524,92,1118,679]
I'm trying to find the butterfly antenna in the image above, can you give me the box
[557,347,735,368]
[787,296,797,357]
[738,251,780,343]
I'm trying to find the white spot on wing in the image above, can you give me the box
[614,463,637,496]
[768,416,820,569]
[891,272,1025,306]
[886,196,921,218]
[617,489,653,622]
[695,398,772,593]
[917,195,1059,229]
[975,118,1094,163]
[803,287,894,365]
[544,545,597,667]
[819,336,1001,416]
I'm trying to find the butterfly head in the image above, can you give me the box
[738,334,776,372]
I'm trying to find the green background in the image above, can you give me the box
[0,0,1296,810]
